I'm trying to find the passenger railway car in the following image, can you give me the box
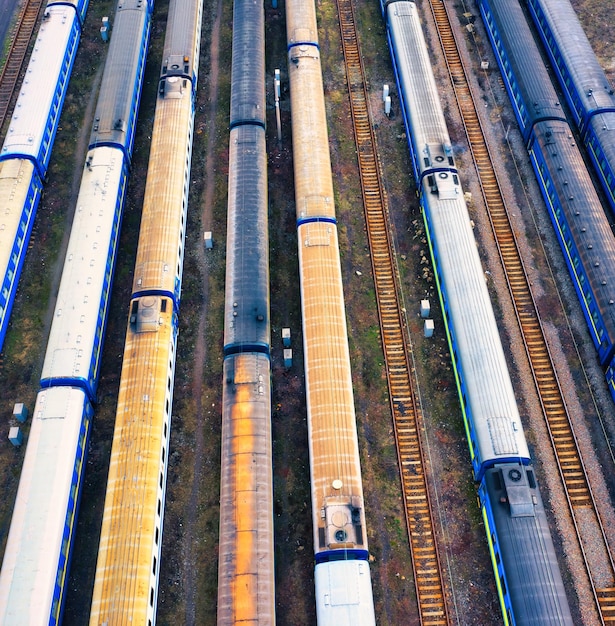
[216,0,275,622]
[477,0,615,399]
[0,0,89,353]
[285,0,376,622]
[382,0,573,623]
[88,0,202,621]
[0,0,153,622]
[526,0,615,216]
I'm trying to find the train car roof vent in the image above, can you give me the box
[164,76,183,99]
[501,466,535,517]
[136,296,161,333]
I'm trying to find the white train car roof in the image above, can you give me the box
[387,1,451,155]
[0,386,89,623]
[389,0,529,465]
[427,189,530,464]
[314,560,375,624]
[41,146,125,385]
[0,5,78,161]
[0,160,36,284]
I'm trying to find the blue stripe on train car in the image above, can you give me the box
[585,126,615,214]
[296,216,337,227]
[48,0,90,25]
[287,41,319,52]
[606,363,615,405]
[132,289,178,311]
[87,158,129,395]
[49,398,93,626]
[223,342,270,358]
[478,481,513,626]
[314,549,369,565]
[0,172,43,351]
[0,153,46,180]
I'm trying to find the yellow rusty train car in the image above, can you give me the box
[285,0,376,622]
[216,0,275,622]
[89,0,203,620]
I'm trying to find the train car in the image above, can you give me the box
[477,0,615,402]
[478,465,572,625]
[0,0,89,353]
[525,0,615,216]
[382,0,573,623]
[285,0,376,622]
[216,0,275,623]
[88,0,202,620]
[0,387,93,625]
[0,0,153,622]
[38,144,128,401]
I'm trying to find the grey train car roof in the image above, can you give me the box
[230,0,266,127]
[223,124,270,349]
[482,0,564,127]
[483,465,573,624]
[89,0,149,148]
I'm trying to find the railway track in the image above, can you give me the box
[425,0,615,621]
[335,0,449,622]
[0,0,44,130]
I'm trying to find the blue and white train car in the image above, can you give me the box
[0,387,93,624]
[477,0,615,400]
[382,1,573,623]
[0,0,89,353]
[0,0,153,621]
[384,2,529,480]
[525,0,615,216]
